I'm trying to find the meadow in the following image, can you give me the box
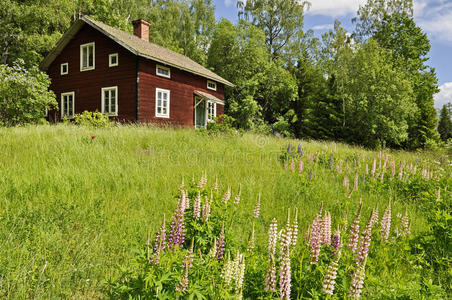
[0,125,450,299]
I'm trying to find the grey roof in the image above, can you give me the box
[194,90,225,105]
[40,16,233,87]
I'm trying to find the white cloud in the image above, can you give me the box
[435,82,452,109]
[312,23,334,30]
[306,0,365,17]
[224,0,233,7]
[415,1,452,44]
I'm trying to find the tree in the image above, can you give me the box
[438,103,452,142]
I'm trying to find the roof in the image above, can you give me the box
[40,16,233,87]
[194,90,225,105]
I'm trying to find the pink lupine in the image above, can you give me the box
[268,218,278,257]
[182,240,194,268]
[197,173,207,189]
[343,176,350,192]
[290,158,295,172]
[348,203,362,253]
[381,201,391,242]
[356,227,371,264]
[309,211,322,264]
[371,159,376,177]
[193,192,201,220]
[401,209,410,237]
[369,206,379,229]
[321,211,331,245]
[390,161,395,178]
[265,219,278,292]
[213,176,219,190]
[281,210,292,256]
[202,196,211,221]
[168,200,185,250]
[380,171,384,182]
[348,259,367,299]
[279,246,291,300]
[291,208,298,246]
[264,255,277,292]
[176,264,189,292]
[322,249,341,295]
[299,159,304,174]
[253,194,261,219]
[365,164,369,175]
[222,187,231,204]
[150,215,166,264]
[234,184,241,205]
[216,224,225,261]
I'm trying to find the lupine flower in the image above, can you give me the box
[322,249,341,295]
[356,226,371,264]
[168,200,185,250]
[348,202,362,253]
[307,154,313,164]
[401,209,410,237]
[390,161,395,178]
[222,252,234,286]
[179,178,185,191]
[213,176,219,190]
[371,159,376,177]
[234,184,241,205]
[299,160,304,174]
[235,253,246,297]
[329,155,334,169]
[216,224,225,261]
[297,144,303,156]
[265,218,278,292]
[279,245,291,300]
[365,164,369,175]
[176,264,189,292]
[222,187,231,204]
[208,237,217,258]
[343,176,350,192]
[290,158,295,172]
[197,172,207,188]
[321,211,332,245]
[380,172,384,182]
[354,173,359,191]
[308,169,313,181]
[253,194,261,219]
[399,163,404,180]
[193,192,201,220]
[281,210,292,257]
[381,201,391,242]
[291,208,298,246]
[150,215,166,264]
[183,240,195,268]
[368,206,379,229]
[330,228,341,256]
[247,223,255,252]
[202,196,211,221]
[264,255,277,292]
[268,218,278,257]
[348,259,367,299]
[309,211,322,264]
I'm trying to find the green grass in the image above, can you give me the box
[0,125,448,298]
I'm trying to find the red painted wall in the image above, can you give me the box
[47,24,137,122]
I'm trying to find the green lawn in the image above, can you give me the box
[0,125,449,298]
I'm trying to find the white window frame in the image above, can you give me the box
[207,101,216,122]
[61,91,75,119]
[155,88,170,118]
[156,65,170,78]
[109,53,118,67]
[101,86,118,116]
[60,63,68,75]
[207,80,217,91]
[80,42,95,71]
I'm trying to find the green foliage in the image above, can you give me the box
[206,115,236,135]
[0,60,56,126]
[438,103,452,142]
[73,110,111,128]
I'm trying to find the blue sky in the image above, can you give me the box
[213,0,452,109]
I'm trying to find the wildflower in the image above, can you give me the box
[354,173,359,191]
[197,172,207,188]
[179,178,185,191]
[398,208,410,237]
[264,255,277,292]
[183,240,195,268]
[368,206,379,229]
[268,218,278,257]
[253,194,261,219]
[208,237,217,258]
[176,264,189,292]
[265,218,279,291]
[202,196,211,221]
[213,176,219,190]
[322,249,341,295]
[309,211,322,264]
[356,226,371,264]
[290,158,295,172]
[348,202,362,253]
[381,201,391,242]
[91,135,95,140]
[321,211,331,245]
[222,187,231,204]
[297,144,303,156]
[365,164,369,175]
[222,252,234,286]
[329,155,334,169]
[168,200,185,250]
[234,184,241,205]
[235,253,246,297]
[330,228,341,256]
[308,169,313,181]
[281,209,292,257]
[216,224,225,261]
[279,246,291,300]
[371,159,376,177]
[348,259,367,299]
[291,208,298,246]
[150,215,166,264]
[390,161,395,178]
[299,160,304,174]
[193,192,201,220]
[343,176,350,192]
[247,223,255,252]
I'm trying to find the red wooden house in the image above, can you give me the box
[40,16,232,127]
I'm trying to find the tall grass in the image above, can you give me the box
[0,125,447,298]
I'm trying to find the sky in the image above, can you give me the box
[213,0,452,109]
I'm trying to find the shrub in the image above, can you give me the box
[73,110,111,128]
[0,60,56,126]
[206,114,236,134]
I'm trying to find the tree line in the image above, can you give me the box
[1,0,451,148]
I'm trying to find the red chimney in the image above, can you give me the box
[132,19,150,41]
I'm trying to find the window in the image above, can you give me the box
[207,101,216,122]
[156,65,170,78]
[155,88,170,118]
[109,53,118,67]
[80,42,95,71]
[101,86,118,116]
[61,92,75,118]
[61,63,68,75]
[207,80,217,91]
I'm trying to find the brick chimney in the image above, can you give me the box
[132,19,150,41]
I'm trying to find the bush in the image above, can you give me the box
[206,114,236,135]
[74,111,111,128]
[0,60,56,126]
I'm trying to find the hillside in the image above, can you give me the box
[0,125,450,298]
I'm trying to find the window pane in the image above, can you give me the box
[82,47,87,68]
[68,96,73,115]
[88,46,93,67]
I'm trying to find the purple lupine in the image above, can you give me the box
[297,144,303,156]
[216,224,225,261]
[329,155,334,169]
[150,215,167,264]
[330,229,341,256]
[348,203,362,253]
[381,201,391,242]
[222,187,231,204]
[299,160,304,174]
[193,192,201,220]
[234,184,241,205]
[308,169,313,181]
[348,259,367,299]
[168,200,185,250]
[321,211,331,245]
[322,249,341,295]
[309,212,322,264]
[279,245,291,300]
[253,194,261,219]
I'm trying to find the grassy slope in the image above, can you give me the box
[0,125,444,298]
